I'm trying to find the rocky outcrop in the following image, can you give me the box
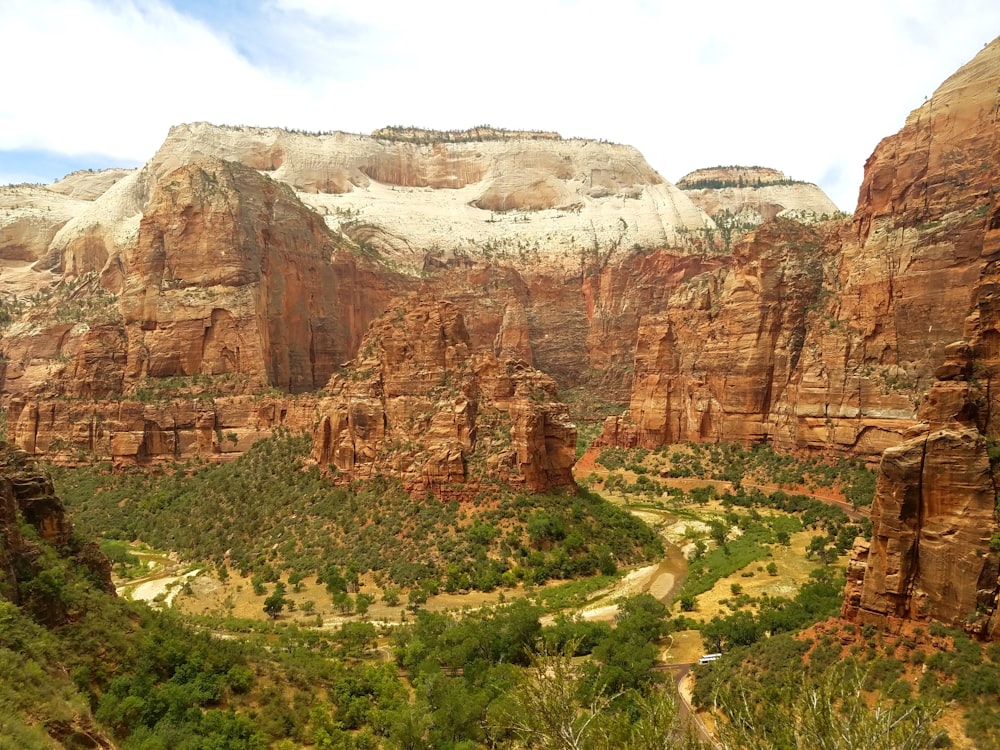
[0,184,88,264]
[120,157,399,393]
[1,157,403,401]
[5,392,328,465]
[602,37,1000,464]
[677,166,841,250]
[836,38,1000,637]
[0,444,118,747]
[842,342,1000,639]
[47,168,135,201]
[312,299,577,495]
[598,219,835,449]
[150,122,715,273]
[0,445,113,605]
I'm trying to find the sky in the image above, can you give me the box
[1,1,999,211]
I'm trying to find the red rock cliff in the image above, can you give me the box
[838,37,1000,638]
[312,299,577,495]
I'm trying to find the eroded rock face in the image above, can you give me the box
[677,165,841,239]
[0,185,87,263]
[1,157,403,403]
[152,123,715,274]
[842,375,1000,639]
[598,219,832,448]
[312,299,577,495]
[601,37,1000,464]
[836,38,1000,639]
[122,157,401,393]
[0,446,114,605]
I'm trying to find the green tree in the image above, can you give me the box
[491,641,698,750]
[355,593,373,618]
[263,589,286,619]
[100,540,138,576]
[382,586,401,606]
[714,662,945,750]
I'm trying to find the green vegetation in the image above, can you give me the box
[694,620,1000,749]
[0,271,123,332]
[4,491,692,749]
[16,423,985,748]
[678,512,787,599]
[0,526,271,748]
[597,441,876,508]
[707,657,946,750]
[53,431,661,594]
[678,172,810,190]
[698,569,844,652]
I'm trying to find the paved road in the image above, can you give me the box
[657,661,721,749]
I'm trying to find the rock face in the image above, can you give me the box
[842,344,1000,639]
[0,32,997,588]
[0,184,88,266]
[312,299,577,495]
[601,37,1000,464]
[837,36,1000,639]
[120,157,397,393]
[598,219,826,448]
[598,218,920,459]
[1,157,403,402]
[150,123,716,273]
[677,166,841,250]
[0,445,113,606]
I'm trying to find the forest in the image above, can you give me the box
[4,434,994,748]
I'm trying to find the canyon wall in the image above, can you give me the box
[839,38,1000,637]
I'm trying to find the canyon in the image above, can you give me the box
[1,37,999,636]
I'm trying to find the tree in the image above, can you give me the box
[702,611,762,652]
[100,540,138,576]
[714,662,945,750]
[332,591,354,615]
[322,565,347,597]
[263,589,286,619]
[382,586,401,606]
[490,641,698,750]
[355,593,373,618]
[806,535,835,564]
[491,641,614,750]
[406,588,428,611]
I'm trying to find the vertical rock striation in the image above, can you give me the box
[312,299,577,496]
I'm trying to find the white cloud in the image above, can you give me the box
[2,0,999,210]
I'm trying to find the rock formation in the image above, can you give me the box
[0,445,113,608]
[148,122,716,273]
[677,166,841,249]
[677,166,840,219]
[601,37,1000,466]
[0,126,758,489]
[842,343,1000,639]
[836,36,1000,638]
[312,299,577,495]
